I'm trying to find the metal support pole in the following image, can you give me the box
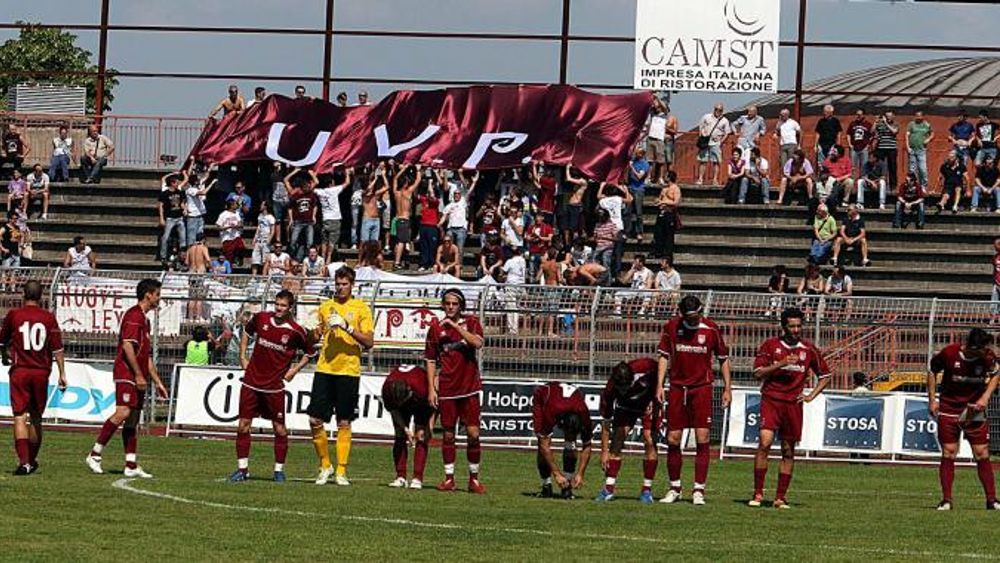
[587,288,600,381]
[792,0,807,121]
[927,298,938,367]
[322,0,335,102]
[703,289,715,316]
[558,0,571,84]
[95,0,111,120]
[813,296,825,347]
[478,282,488,376]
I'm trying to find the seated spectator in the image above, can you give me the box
[262,242,290,276]
[937,150,967,213]
[825,265,853,297]
[0,211,22,268]
[739,147,770,205]
[7,169,26,214]
[434,235,460,277]
[568,237,593,267]
[63,236,96,272]
[766,264,790,316]
[856,151,887,210]
[971,155,1000,213]
[563,262,607,287]
[26,164,50,220]
[207,84,245,119]
[796,263,825,296]
[809,204,838,265]
[654,255,682,292]
[1,124,29,179]
[893,172,926,229]
[49,125,74,182]
[80,125,114,184]
[301,245,326,277]
[210,250,232,275]
[478,233,504,278]
[832,204,870,267]
[226,181,252,222]
[721,147,746,204]
[778,149,814,205]
[620,254,654,290]
[356,240,385,270]
[819,145,854,207]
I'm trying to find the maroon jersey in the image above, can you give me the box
[532,382,593,442]
[847,119,873,151]
[930,343,999,415]
[599,357,658,418]
[382,364,429,404]
[113,305,151,383]
[478,204,501,236]
[754,337,830,402]
[993,252,1000,286]
[424,315,484,399]
[243,311,314,391]
[537,176,557,213]
[657,316,728,387]
[290,190,318,224]
[0,305,63,375]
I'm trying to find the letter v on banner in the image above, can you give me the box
[265,123,331,167]
[463,132,529,169]
[374,124,442,158]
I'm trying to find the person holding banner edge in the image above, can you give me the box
[927,329,999,511]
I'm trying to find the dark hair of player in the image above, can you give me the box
[557,412,583,442]
[275,289,296,306]
[22,280,42,302]
[335,266,356,283]
[610,361,633,399]
[780,307,805,328]
[966,328,995,350]
[382,379,413,411]
[678,295,703,317]
[442,288,466,311]
[136,278,162,301]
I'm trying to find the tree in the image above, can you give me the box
[0,22,118,114]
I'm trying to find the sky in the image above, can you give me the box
[1,0,998,127]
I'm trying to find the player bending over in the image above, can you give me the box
[382,364,434,490]
[928,328,999,511]
[229,290,315,483]
[749,307,830,509]
[531,381,594,498]
[595,357,660,504]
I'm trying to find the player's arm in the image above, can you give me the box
[449,319,484,350]
[345,309,375,350]
[719,357,733,407]
[972,367,1000,412]
[802,372,830,403]
[284,353,311,382]
[122,340,145,385]
[147,356,168,398]
[927,354,943,417]
[426,359,438,407]
[599,420,611,471]
[656,355,668,404]
[754,354,793,380]
[239,328,251,370]
[0,314,12,365]
[536,435,567,487]
[53,349,67,391]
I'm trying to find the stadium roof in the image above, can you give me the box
[749,57,1000,117]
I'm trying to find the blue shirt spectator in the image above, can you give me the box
[211,256,232,274]
[226,183,253,221]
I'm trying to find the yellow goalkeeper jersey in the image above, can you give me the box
[315,297,374,377]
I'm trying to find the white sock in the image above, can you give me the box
[670,480,682,489]
[125,453,137,463]
[468,463,480,475]
[238,458,249,470]
[643,478,653,488]
[694,483,705,491]
[91,444,103,455]
[605,476,617,486]
[274,463,284,472]
[444,463,455,476]
[542,477,552,486]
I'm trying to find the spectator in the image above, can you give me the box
[851,372,871,396]
[597,182,631,276]
[833,204,871,267]
[250,201,277,275]
[653,170,681,258]
[6,169,25,214]
[591,207,619,274]
[948,110,975,177]
[974,110,1000,168]
[184,326,220,366]
[893,172,926,229]
[502,245,527,286]
[873,111,899,192]
[774,108,802,169]
[434,235,460,277]
[905,110,934,188]
[476,192,502,247]
[992,237,1000,311]
[262,242,291,277]
[158,174,187,263]
[207,84,245,119]
[938,150,968,213]
[26,164,50,220]
[626,149,651,242]
[696,103,732,185]
[270,162,290,244]
[722,147,746,204]
[216,198,245,267]
[80,125,114,184]
[825,265,853,297]
[185,232,210,277]
[245,86,267,110]
[184,168,214,247]
[778,149,814,205]
[654,255,681,292]
[302,245,326,277]
[740,147,770,205]
[796,263,825,296]
[0,211,22,268]
[391,164,420,270]
[226,181,252,222]
[356,240,385,271]
[360,166,390,246]
[1,123,29,179]
[63,235,96,272]
[810,203,837,265]
[563,262,607,287]
[416,172,441,272]
[645,98,677,184]
[48,125,74,182]
[814,104,843,167]
[531,163,558,228]
[335,91,348,106]
[567,237,593,267]
[846,109,873,180]
[356,90,370,106]
[440,184,470,264]
[284,167,320,261]
[500,206,525,254]
[563,166,589,244]
[295,85,309,99]
[972,155,1000,213]
[620,254,654,289]
[211,249,232,275]
[819,145,853,207]
[525,214,554,279]
[857,151,887,210]
[733,104,766,158]
[478,234,504,278]
[315,166,352,263]
[766,264,790,316]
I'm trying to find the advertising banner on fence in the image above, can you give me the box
[56,275,183,336]
[0,361,116,423]
[634,0,780,92]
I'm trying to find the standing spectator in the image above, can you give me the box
[80,125,114,184]
[645,98,677,184]
[846,109,873,180]
[251,201,277,275]
[295,85,309,100]
[592,208,619,276]
[525,214,554,279]
[63,236,96,272]
[531,163,558,227]
[991,237,1000,311]
[315,167,352,263]
[1,123,29,178]
[285,168,320,262]
[440,188,469,269]
[433,235,460,277]
[270,162,290,244]
[500,206,525,255]
[972,155,1000,213]
[733,105,767,158]
[478,234,503,279]
[893,172,926,229]
[245,86,267,110]
[873,111,900,192]
[26,165,50,220]
[158,176,186,263]
[184,169,214,247]
[974,110,1000,168]
[938,150,968,214]
[825,265,853,297]
[356,90,370,106]
[810,204,837,265]
[653,170,681,258]
[778,149,814,206]
[476,192,502,247]
[360,166,390,245]
[0,211,22,268]
[216,199,244,267]
[814,104,843,167]
[857,151,887,210]
[416,175,441,272]
[48,125,74,182]
[7,169,26,214]
[391,164,420,270]
[851,372,871,396]
[774,108,801,170]
[626,148,650,241]
[563,167,589,245]
[226,181,252,222]
[335,91,348,106]
[905,111,934,188]
[740,147,770,205]
[207,85,245,119]
[948,110,976,177]
[598,182,631,277]
[819,145,853,207]
[833,204,870,267]
[654,255,681,292]
[695,103,732,186]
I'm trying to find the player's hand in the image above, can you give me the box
[405,429,415,446]
[440,318,457,330]
[554,472,569,489]
[776,355,795,367]
[971,399,988,413]
[600,452,610,472]
[0,352,9,366]
[428,389,439,408]
[57,375,68,392]
[722,387,732,408]
[928,399,940,418]
[155,382,168,399]
[327,312,347,331]
[571,473,585,489]
[136,376,148,392]
[655,387,665,404]
[283,369,297,382]
[240,357,249,370]
[796,393,807,403]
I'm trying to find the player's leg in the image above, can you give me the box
[536,442,553,496]
[121,404,146,476]
[87,381,135,474]
[391,411,411,486]
[437,399,458,491]
[10,372,32,471]
[272,419,289,483]
[332,375,360,484]
[664,386,685,500]
[464,396,485,493]
[936,415,960,509]
[598,422,628,500]
[27,410,43,469]
[691,385,713,504]
[306,374,335,484]
[232,417,253,482]
[559,440,578,498]
[966,423,996,508]
[410,420,430,489]
[751,429,775,506]
[639,422,658,504]
[773,439,796,508]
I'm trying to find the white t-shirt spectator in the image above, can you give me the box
[216,210,242,243]
[599,196,625,231]
[630,267,653,289]
[656,269,682,292]
[503,255,527,285]
[254,212,276,245]
[827,274,853,295]
[442,199,468,229]
[648,114,667,141]
[52,136,72,156]
[185,185,207,217]
[698,113,732,146]
[778,119,802,146]
[28,172,49,190]
[315,184,347,221]
[501,217,523,248]
[67,246,93,271]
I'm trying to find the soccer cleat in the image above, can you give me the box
[538,483,553,498]
[659,488,682,504]
[13,464,31,476]
[334,474,351,486]
[987,500,1000,511]
[747,494,764,507]
[273,471,286,483]
[388,477,408,488]
[936,500,953,511]
[468,478,486,495]
[594,488,615,502]
[315,466,334,485]
[560,487,575,500]
[773,498,790,509]
[639,490,654,505]
[692,490,706,506]
[26,462,39,475]
[408,479,423,490]
[124,466,154,479]
[85,455,104,475]
[228,469,250,483]
[437,478,457,492]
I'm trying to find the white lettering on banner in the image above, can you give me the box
[374,124,442,158]
[905,419,937,433]
[826,417,879,431]
[462,132,529,169]
[486,391,532,411]
[0,362,116,422]
[56,278,182,336]
[634,0,780,93]
[265,123,331,167]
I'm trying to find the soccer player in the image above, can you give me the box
[656,294,731,505]
[0,280,66,474]
[531,381,594,499]
[749,307,830,509]
[928,328,999,511]
[310,266,374,485]
[230,290,315,483]
[426,288,486,493]
[86,279,169,477]
[595,357,660,504]
[381,363,433,490]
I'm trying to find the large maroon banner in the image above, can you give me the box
[189,85,653,182]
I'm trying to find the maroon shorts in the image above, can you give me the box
[222,238,246,262]
[438,395,481,431]
[666,384,713,430]
[9,370,49,415]
[759,396,803,442]
[115,381,146,409]
[238,386,286,422]
[938,412,990,446]
[398,404,434,428]
[611,405,659,433]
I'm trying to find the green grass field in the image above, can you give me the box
[3,430,1000,562]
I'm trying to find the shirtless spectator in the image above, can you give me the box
[63,236,96,272]
[778,149,814,206]
[392,164,420,269]
[185,233,211,319]
[1,124,29,179]
[832,204,870,267]
[563,262,607,287]
[315,166,352,263]
[263,242,292,277]
[434,235,460,277]
[208,85,245,119]
[361,165,390,244]
[563,166,589,245]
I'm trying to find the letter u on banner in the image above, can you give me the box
[265,123,331,167]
